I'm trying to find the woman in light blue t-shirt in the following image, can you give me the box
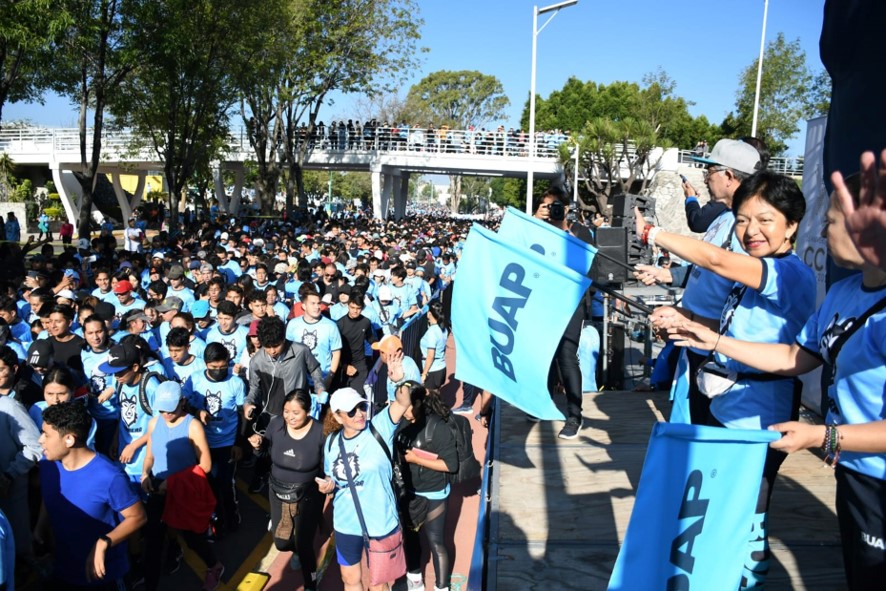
[639,170,816,588]
[673,165,886,589]
[320,384,412,590]
[419,300,449,390]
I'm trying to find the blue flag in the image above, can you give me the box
[669,349,691,424]
[608,423,780,590]
[452,224,592,420]
[498,206,597,275]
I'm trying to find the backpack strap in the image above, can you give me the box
[368,421,393,464]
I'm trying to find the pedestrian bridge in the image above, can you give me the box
[0,126,567,222]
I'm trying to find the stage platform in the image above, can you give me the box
[484,390,845,591]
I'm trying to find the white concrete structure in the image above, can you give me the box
[0,127,566,221]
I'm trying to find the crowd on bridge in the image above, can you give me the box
[0,135,885,591]
[289,120,570,156]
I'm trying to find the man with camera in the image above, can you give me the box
[534,187,596,439]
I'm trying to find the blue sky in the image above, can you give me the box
[6,0,826,155]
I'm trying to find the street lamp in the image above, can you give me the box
[526,0,578,215]
[751,0,769,138]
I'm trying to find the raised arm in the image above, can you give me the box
[635,207,764,290]
[832,149,886,270]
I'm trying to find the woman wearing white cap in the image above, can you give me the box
[320,384,413,591]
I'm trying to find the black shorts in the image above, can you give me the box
[423,367,446,390]
[835,464,886,589]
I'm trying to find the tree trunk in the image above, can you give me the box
[255,166,279,216]
[165,165,180,236]
[448,174,462,214]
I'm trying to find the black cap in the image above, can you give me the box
[27,339,54,369]
[92,301,116,322]
[98,342,141,374]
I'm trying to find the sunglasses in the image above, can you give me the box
[344,402,369,418]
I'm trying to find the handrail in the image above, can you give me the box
[0,125,569,160]
[468,396,497,590]
[676,148,804,176]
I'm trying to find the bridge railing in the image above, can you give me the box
[676,149,804,177]
[0,125,568,161]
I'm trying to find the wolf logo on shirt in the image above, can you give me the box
[301,329,318,351]
[718,285,746,333]
[121,394,138,427]
[90,374,108,396]
[332,452,361,482]
[819,312,856,366]
[221,338,237,360]
[206,390,222,416]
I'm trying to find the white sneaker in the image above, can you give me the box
[406,573,425,591]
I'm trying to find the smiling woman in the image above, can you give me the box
[634,169,817,586]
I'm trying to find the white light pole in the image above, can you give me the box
[751,0,769,138]
[526,0,578,215]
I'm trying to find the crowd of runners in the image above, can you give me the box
[0,139,885,591]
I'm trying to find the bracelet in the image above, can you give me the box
[640,224,653,245]
[647,226,663,247]
[821,424,842,468]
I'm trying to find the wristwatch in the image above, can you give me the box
[99,534,112,547]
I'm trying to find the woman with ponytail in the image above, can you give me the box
[394,384,458,591]
[419,301,448,390]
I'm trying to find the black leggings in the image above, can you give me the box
[144,492,217,591]
[267,487,322,576]
[404,498,450,589]
[548,304,584,419]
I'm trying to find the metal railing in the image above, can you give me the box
[676,149,804,176]
[0,125,569,161]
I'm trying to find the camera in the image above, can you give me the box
[548,201,565,221]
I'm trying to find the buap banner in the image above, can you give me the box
[451,224,592,420]
[668,349,691,424]
[608,422,779,590]
[498,206,597,275]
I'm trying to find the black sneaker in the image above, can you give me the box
[558,416,582,439]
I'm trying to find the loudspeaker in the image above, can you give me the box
[610,194,656,227]
[591,227,628,285]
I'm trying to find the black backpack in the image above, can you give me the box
[426,413,481,484]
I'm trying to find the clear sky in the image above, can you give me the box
[5,0,826,155]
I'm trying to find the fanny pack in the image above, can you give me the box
[268,475,312,503]
[696,360,786,399]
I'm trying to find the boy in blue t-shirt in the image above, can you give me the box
[39,401,144,588]
[183,342,245,533]
[98,341,162,492]
[285,292,342,388]
[205,301,249,367]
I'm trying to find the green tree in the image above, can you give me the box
[404,70,509,213]
[239,0,423,216]
[561,117,661,214]
[0,1,66,128]
[113,0,274,234]
[53,0,134,238]
[527,71,716,214]
[489,177,525,211]
[724,33,825,154]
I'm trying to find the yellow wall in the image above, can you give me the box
[117,174,164,196]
